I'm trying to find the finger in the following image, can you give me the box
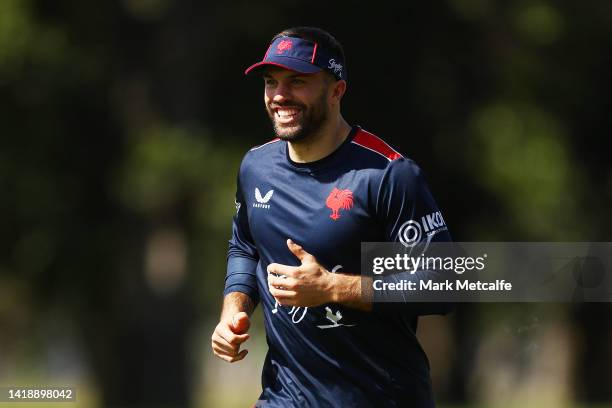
[267,263,297,277]
[212,329,246,353]
[273,298,299,307]
[267,272,286,285]
[218,324,250,345]
[212,334,239,354]
[271,293,301,307]
[213,343,248,363]
[214,348,247,363]
[287,239,316,263]
[232,312,250,334]
[286,239,307,262]
[212,330,242,355]
[213,350,234,362]
[268,275,297,290]
[231,349,249,363]
[269,285,298,300]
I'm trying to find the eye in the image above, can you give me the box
[291,78,305,85]
[264,78,277,86]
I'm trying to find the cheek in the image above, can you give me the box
[264,92,275,114]
[293,90,316,109]
[326,87,336,104]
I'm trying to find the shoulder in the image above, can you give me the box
[239,137,283,174]
[349,127,403,163]
[385,156,424,181]
[248,137,282,154]
[349,127,423,178]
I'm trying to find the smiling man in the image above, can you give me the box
[211,27,453,407]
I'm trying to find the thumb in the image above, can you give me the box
[231,312,250,334]
[287,239,315,264]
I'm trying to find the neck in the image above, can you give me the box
[287,115,352,163]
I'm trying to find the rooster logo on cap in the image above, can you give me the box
[276,39,293,54]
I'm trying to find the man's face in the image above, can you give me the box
[263,67,332,142]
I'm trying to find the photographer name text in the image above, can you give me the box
[373,279,512,292]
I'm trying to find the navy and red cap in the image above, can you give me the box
[245,36,347,81]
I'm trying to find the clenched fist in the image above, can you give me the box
[211,312,251,363]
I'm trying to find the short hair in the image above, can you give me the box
[272,26,346,75]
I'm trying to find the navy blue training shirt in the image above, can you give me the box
[224,126,452,408]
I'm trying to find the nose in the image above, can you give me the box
[269,82,291,103]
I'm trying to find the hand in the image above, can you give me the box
[267,239,335,307]
[211,312,251,363]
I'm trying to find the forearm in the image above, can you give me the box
[220,291,256,321]
[330,273,373,312]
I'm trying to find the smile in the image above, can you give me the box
[273,107,302,124]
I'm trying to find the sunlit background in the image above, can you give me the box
[1,0,611,407]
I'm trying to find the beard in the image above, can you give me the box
[266,90,329,142]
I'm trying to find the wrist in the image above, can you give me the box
[327,273,371,311]
[221,292,254,321]
[327,272,357,304]
[327,271,339,303]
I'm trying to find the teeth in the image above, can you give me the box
[277,109,299,117]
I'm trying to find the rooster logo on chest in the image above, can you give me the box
[325,188,354,220]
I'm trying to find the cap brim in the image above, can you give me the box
[244,57,323,76]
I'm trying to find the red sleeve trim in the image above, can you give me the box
[351,129,403,161]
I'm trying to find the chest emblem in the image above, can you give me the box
[325,187,354,220]
[253,187,274,209]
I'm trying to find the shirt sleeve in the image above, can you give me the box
[224,171,260,304]
[374,158,454,315]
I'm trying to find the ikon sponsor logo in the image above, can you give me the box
[422,211,446,233]
[398,211,447,247]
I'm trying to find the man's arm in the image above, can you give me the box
[373,158,455,316]
[268,243,454,316]
[213,168,260,363]
[220,291,256,321]
[329,273,372,311]
[211,292,255,363]
[267,239,372,311]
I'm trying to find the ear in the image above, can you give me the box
[330,79,347,105]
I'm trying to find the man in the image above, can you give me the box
[211,27,453,407]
